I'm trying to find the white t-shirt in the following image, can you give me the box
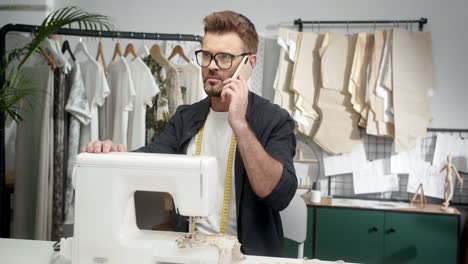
[106,57,136,145]
[78,58,110,147]
[186,109,237,236]
[175,61,205,104]
[127,57,160,150]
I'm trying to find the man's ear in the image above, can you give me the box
[249,54,257,69]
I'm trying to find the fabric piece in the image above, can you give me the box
[313,32,360,154]
[64,61,92,224]
[96,53,108,141]
[106,57,136,145]
[313,88,361,154]
[273,28,295,115]
[78,57,110,146]
[348,33,373,115]
[186,110,237,236]
[392,30,434,152]
[290,32,322,135]
[142,56,170,139]
[127,57,160,150]
[366,31,388,136]
[175,61,205,105]
[13,66,54,240]
[52,68,66,241]
[376,30,394,124]
[319,32,356,93]
[165,62,183,118]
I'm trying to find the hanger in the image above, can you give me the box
[41,38,69,69]
[74,38,94,61]
[124,42,138,59]
[95,38,108,75]
[137,34,150,57]
[167,45,190,63]
[150,43,170,66]
[50,38,72,72]
[61,40,76,61]
[38,46,56,69]
[112,37,123,61]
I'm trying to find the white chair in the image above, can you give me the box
[280,194,308,259]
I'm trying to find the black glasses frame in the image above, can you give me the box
[195,50,251,70]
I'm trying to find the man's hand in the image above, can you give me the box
[80,140,127,153]
[221,75,249,132]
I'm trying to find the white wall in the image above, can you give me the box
[2,0,467,129]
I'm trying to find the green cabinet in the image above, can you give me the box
[315,208,384,263]
[383,212,458,264]
[313,207,459,264]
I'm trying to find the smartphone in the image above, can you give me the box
[232,55,253,81]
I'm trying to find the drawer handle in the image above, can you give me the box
[369,226,379,232]
[387,227,396,234]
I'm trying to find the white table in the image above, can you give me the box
[0,238,342,264]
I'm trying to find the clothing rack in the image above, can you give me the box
[294,17,428,32]
[0,23,203,238]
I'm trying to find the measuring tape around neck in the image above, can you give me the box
[192,123,236,234]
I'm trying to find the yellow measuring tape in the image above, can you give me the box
[192,123,236,234]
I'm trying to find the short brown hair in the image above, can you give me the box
[203,10,258,53]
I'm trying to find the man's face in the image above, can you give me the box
[201,32,247,97]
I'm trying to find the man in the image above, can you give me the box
[82,10,297,257]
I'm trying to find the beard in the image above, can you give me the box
[203,71,225,97]
[203,82,222,97]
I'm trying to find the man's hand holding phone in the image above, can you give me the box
[222,55,253,133]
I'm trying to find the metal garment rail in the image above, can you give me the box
[294,17,428,32]
[0,23,203,238]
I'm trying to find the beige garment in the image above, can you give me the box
[348,33,373,115]
[392,30,434,152]
[313,88,361,154]
[319,32,357,93]
[273,47,295,115]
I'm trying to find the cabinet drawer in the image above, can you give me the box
[315,207,384,263]
[384,212,458,264]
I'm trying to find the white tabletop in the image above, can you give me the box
[0,238,342,264]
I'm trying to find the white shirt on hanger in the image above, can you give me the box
[127,57,160,150]
[106,56,136,145]
[175,61,205,105]
[78,55,110,148]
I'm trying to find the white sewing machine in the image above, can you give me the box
[65,152,221,264]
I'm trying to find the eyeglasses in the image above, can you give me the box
[195,50,251,70]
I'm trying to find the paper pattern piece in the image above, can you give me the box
[432,134,468,173]
[353,159,399,194]
[390,139,422,174]
[392,30,434,152]
[323,144,366,176]
[407,156,445,199]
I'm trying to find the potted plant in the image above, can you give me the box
[0,5,113,121]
